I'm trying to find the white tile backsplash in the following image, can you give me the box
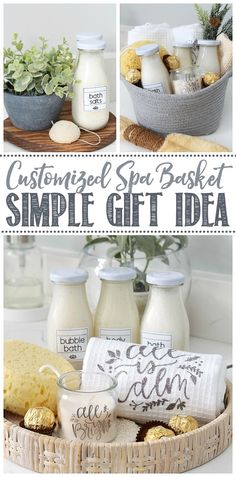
[187,271,232,344]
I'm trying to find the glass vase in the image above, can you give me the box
[79,240,191,317]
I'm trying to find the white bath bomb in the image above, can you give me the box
[49,120,80,144]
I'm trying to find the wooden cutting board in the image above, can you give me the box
[4,101,116,152]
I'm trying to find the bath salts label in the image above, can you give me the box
[143,82,164,94]
[99,328,132,342]
[141,331,173,349]
[56,327,88,361]
[83,86,107,111]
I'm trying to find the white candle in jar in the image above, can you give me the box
[57,371,118,442]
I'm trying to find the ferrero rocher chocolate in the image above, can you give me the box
[168,415,199,434]
[136,420,176,442]
[202,72,220,87]
[144,425,175,441]
[163,54,180,71]
[125,68,141,84]
[24,407,56,433]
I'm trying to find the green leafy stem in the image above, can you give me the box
[84,235,188,292]
[4,33,77,97]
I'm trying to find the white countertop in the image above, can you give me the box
[4,102,117,153]
[4,319,232,474]
[120,79,232,152]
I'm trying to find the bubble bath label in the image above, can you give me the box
[56,327,88,361]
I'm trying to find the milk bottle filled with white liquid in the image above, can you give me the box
[136,44,172,94]
[72,38,109,131]
[140,271,189,350]
[74,33,103,69]
[47,269,93,369]
[94,267,140,343]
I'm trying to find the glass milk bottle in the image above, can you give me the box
[74,33,103,69]
[4,235,43,309]
[173,42,193,69]
[72,39,109,131]
[94,267,140,343]
[47,269,93,369]
[140,271,189,350]
[197,40,221,75]
[136,44,172,94]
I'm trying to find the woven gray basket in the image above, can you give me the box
[122,70,232,136]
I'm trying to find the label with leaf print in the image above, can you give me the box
[83,338,225,424]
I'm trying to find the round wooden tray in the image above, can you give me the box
[4,380,232,474]
[4,101,116,152]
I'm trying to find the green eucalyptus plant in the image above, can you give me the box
[4,34,75,98]
[84,235,188,292]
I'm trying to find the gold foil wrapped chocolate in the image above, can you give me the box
[125,68,141,84]
[136,420,176,442]
[144,425,175,441]
[202,72,220,87]
[24,406,56,433]
[163,54,180,71]
[168,415,199,434]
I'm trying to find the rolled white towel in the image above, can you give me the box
[83,338,226,424]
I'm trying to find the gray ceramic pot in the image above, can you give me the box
[4,92,65,131]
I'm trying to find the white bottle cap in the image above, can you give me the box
[146,271,185,287]
[198,39,221,46]
[76,32,103,42]
[136,44,159,56]
[77,39,106,51]
[99,267,137,281]
[76,33,103,49]
[50,269,88,284]
[173,41,194,48]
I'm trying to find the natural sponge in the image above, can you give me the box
[120,47,142,76]
[4,340,74,416]
[49,120,80,144]
[120,41,169,76]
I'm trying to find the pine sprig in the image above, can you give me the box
[194,4,209,28]
[194,3,232,40]
[219,17,232,40]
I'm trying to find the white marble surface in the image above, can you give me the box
[120,79,232,152]
[4,317,232,474]
[4,102,117,153]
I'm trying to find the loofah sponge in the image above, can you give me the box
[217,33,232,76]
[4,340,74,416]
